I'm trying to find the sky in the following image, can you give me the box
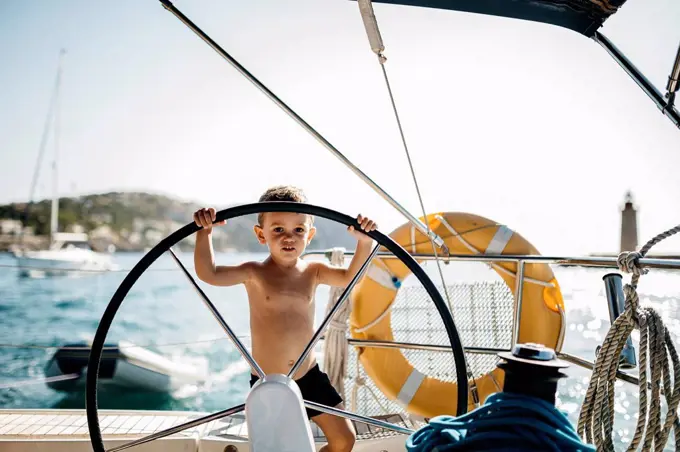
[1,0,679,256]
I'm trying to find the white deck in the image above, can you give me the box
[0,409,411,451]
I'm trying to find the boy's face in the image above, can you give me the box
[254,211,316,261]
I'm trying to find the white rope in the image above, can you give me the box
[354,303,394,334]
[313,243,393,414]
[577,225,680,451]
[322,247,351,396]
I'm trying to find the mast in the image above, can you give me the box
[19,48,66,249]
[49,49,66,243]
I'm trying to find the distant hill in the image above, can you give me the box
[0,191,357,253]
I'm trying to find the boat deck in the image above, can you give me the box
[0,409,411,451]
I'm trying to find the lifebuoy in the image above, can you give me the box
[350,212,566,418]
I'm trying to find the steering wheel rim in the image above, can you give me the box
[86,201,469,451]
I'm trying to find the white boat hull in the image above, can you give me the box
[15,249,114,277]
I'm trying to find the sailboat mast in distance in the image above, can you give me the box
[50,49,66,241]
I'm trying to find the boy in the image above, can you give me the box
[193,185,377,452]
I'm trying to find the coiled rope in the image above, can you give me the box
[578,225,680,451]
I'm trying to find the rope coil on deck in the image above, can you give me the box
[577,225,680,451]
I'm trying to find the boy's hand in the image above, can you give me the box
[348,214,377,244]
[193,207,226,231]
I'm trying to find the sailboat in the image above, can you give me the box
[12,50,115,278]
[15,232,115,278]
[1,0,679,450]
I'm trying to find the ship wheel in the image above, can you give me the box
[86,202,469,451]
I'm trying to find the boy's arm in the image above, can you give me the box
[316,239,375,287]
[194,229,252,287]
[316,215,377,287]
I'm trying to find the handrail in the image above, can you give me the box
[313,248,664,392]
[346,338,646,389]
[302,249,680,270]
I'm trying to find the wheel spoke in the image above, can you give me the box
[167,248,265,378]
[303,400,413,435]
[288,244,380,378]
[107,403,245,452]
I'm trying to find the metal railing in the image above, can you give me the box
[303,250,680,270]
[305,248,680,391]
[345,338,645,389]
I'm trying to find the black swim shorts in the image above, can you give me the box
[249,364,343,419]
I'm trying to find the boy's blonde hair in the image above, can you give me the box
[257,185,311,225]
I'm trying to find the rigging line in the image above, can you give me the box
[0,373,79,390]
[0,263,194,273]
[381,57,481,402]
[358,0,478,403]
[20,49,66,248]
[358,0,454,316]
[357,0,454,315]
[51,49,62,241]
[377,62,455,312]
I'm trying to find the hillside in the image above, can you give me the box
[0,191,357,252]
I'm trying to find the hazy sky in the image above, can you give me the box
[1,0,679,255]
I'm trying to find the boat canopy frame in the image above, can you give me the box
[363,0,679,129]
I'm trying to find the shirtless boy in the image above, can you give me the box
[192,185,377,452]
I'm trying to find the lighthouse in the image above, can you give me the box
[620,191,638,252]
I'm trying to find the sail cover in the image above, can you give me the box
[360,0,628,36]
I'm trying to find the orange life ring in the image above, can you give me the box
[349,212,566,418]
